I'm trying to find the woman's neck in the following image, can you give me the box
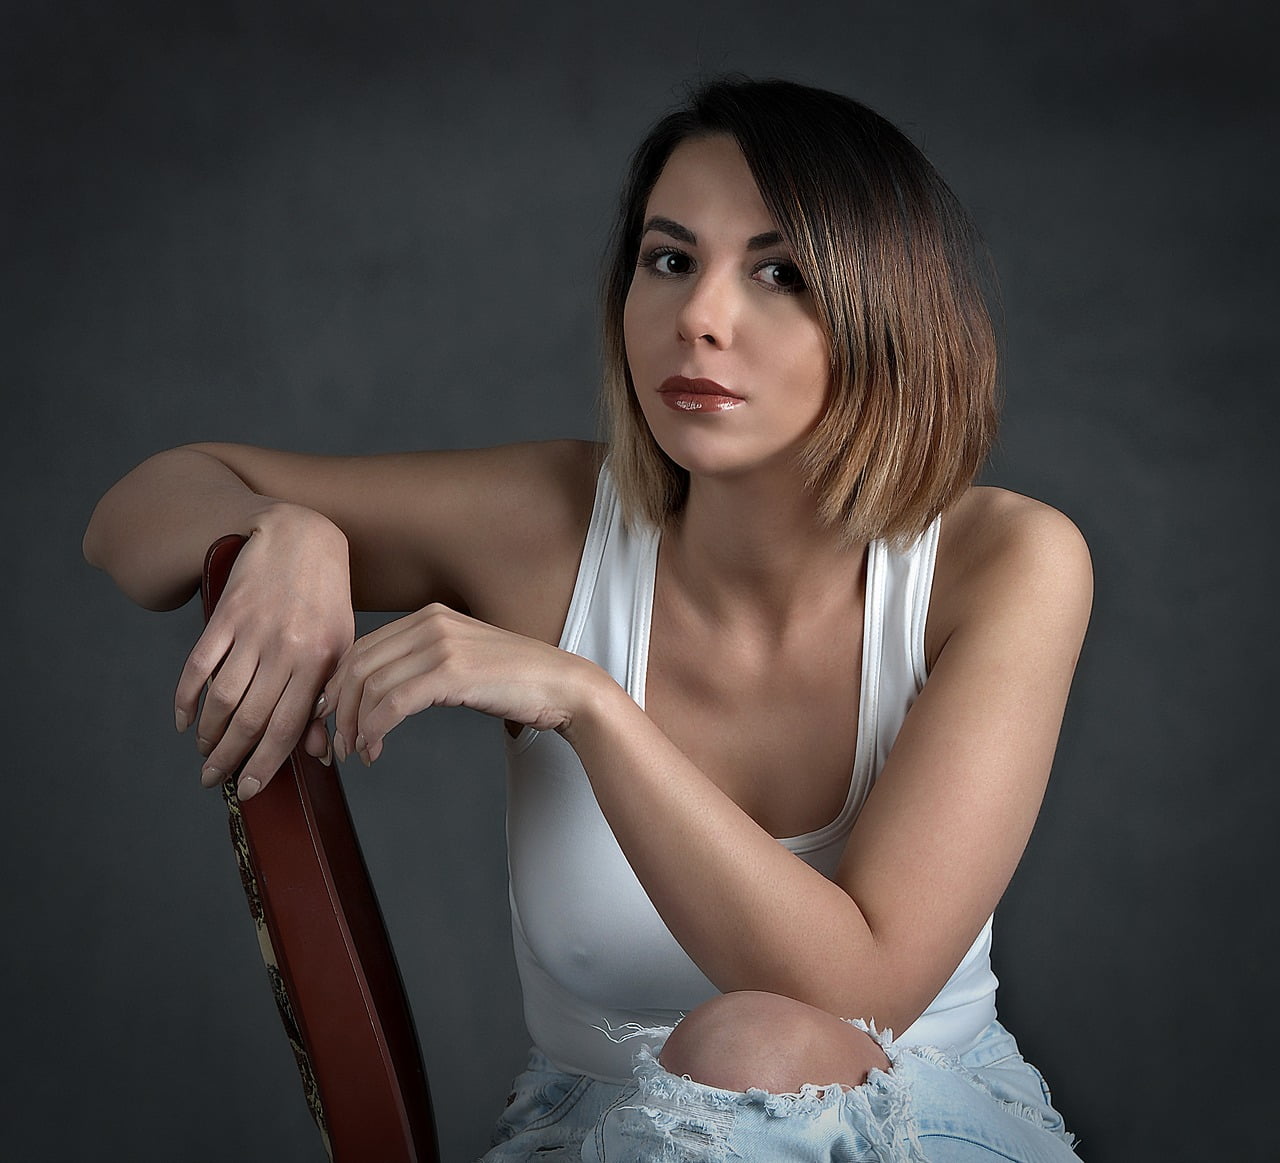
[661,469,868,637]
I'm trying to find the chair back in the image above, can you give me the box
[201,534,439,1163]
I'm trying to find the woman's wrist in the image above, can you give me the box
[248,499,349,564]
[556,659,638,750]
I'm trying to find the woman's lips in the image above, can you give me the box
[658,375,745,413]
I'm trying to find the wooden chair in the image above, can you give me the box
[201,535,440,1163]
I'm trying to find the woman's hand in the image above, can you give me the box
[318,604,606,765]
[174,504,355,798]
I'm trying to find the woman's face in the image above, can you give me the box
[623,135,830,482]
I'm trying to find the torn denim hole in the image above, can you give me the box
[602,1023,929,1163]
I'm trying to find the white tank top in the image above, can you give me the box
[504,465,998,1082]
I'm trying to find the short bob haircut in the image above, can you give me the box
[602,77,999,546]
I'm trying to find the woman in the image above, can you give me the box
[85,78,1089,1160]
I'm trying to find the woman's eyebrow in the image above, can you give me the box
[642,216,696,244]
[641,217,785,253]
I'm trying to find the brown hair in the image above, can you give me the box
[601,77,999,545]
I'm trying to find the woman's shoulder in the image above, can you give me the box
[926,486,1093,665]
[942,486,1089,562]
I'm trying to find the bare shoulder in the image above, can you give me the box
[927,486,1093,665]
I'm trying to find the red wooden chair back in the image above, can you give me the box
[201,534,439,1163]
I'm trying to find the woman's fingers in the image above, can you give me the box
[302,718,331,764]
[174,618,234,736]
[193,644,261,760]
[196,655,284,787]
[351,647,451,763]
[320,604,588,766]
[205,671,320,798]
[324,617,418,762]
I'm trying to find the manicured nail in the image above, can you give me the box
[319,736,332,767]
[237,775,261,800]
[175,707,190,733]
[201,765,225,789]
[312,692,328,719]
[355,735,372,767]
[197,736,213,757]
[334,732,349,762]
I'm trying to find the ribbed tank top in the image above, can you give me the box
[505,465,998,1082]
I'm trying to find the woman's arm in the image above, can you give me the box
[84,440,600,614]
[566,491,1093,1030]
[324,488,1091,1030]
[84,438,601,794]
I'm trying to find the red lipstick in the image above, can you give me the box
[658,376,745,413]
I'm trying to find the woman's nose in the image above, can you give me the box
[676,271,738,347]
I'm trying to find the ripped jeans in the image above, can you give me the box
[479,1019,1079,1162]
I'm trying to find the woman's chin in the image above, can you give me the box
[651,435,805,485]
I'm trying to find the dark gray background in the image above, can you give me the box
[5,2,1276,1160]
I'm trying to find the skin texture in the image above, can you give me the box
[84,137,1092,1090]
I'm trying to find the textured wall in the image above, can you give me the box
[5,2,1276,1160]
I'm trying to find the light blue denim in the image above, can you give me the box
[479,1019,1079,1162]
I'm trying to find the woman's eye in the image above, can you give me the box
[756,261,806,292]
[640,248,693,277]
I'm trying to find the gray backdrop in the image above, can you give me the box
[5,2,1276,1160]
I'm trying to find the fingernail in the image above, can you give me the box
[201,765,225,789]
[319,736,332,767]
[237,775,261,800]
[312,692,328,719]
[355,734,372,767]
[334,732,349,762]
[175,708,190,733]
[197,736,212,757]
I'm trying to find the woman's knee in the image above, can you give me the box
[657,990,890,1094]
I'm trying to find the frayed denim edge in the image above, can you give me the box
[594,1017,927,1162]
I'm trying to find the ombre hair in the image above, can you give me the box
[601,77,999,546]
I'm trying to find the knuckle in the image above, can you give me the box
[234,707,269,737]
[204,685,237,713]
[276,626,307,653]
[423,602,454,625]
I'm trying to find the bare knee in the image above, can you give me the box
[657,991,890,1094]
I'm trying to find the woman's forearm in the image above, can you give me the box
[560,680,895,1024]
[84,446,298,610]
